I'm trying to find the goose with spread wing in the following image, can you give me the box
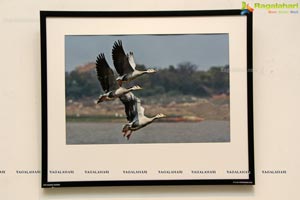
[120,94,166,140]
[112,40,157,85]
[96,53,142,103]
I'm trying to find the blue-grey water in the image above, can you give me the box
[66,121,230,144]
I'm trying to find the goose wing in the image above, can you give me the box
[119,92,137,122]
[112,40,134,76]
[96,53,119,93]
[135,97,145,119]
[127,52,136,69]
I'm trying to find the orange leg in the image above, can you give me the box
[126,130,132,140]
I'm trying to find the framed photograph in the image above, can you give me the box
[41,10,254,187]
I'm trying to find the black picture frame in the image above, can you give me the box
[41,10,254,188]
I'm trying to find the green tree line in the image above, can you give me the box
[65,62,229,100]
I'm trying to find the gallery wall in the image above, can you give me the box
[0,0,299,199]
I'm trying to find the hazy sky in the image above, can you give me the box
[65,34,229,72]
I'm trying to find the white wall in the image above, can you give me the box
[0,0,299,199]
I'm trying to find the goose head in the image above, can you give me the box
[155,113,166,119]
[146,69,157,74]
[130,85,142,91]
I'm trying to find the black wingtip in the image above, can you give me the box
[99,53,105,59]
[96,53,108,70]
[96,53,105,62]
[113,40,122,48]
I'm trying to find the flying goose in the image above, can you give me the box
[112,40,157,85]
[119,94,166,140]
[96,53,142,103]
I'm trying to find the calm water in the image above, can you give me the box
[66,121,230,144]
